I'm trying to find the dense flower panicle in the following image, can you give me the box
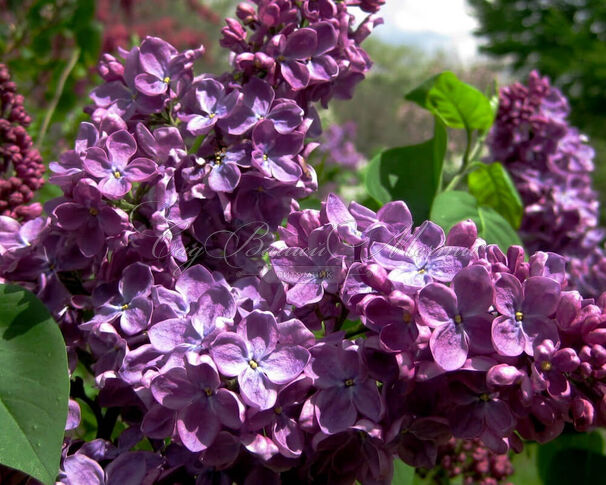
[490,71,601,256]
[488,70,606,298]
[0,63,45,220]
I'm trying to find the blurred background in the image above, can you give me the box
[1,0,604,209]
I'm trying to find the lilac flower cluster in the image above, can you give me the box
[423,438,514,485]
[0,64,45,221]
[267,194,606,477]
[487,71,606,298]
[316,121,365,169]
[0,1,397,483]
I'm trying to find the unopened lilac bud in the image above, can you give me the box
[220,18,247,50]
[487,364,524,387]
[362,263,390,293]
[552,348,580,372]
[236,2,256,23]
[572,396,595,431]
[446,219,477,248]
[586,328,606,346]
[98,53,124,81]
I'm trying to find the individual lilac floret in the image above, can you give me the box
[246,376,312,458]
[148,265,236,355]
[418,265,495,371]
[448,375,515,454]
[184,139,252,194]
[220,77,303,135]
[53,179,129,256]
[251,120,303,182]
[371,221,471,290]
[210,310,310,410]
[358,292,418,352]
[135,36,200,96]
[89,262,153,335]
[150,355,245,452]
[0,216,46,254]
[491,273,561,356]
[181,79,238,136]
[89,46,164,118]
[274,21,339,90]
[83,130,156,199]
[307,342,384,434]
[531,340,580,400]
[271,224,353,307]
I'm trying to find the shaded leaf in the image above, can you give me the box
[392,459,415,485]
[469,162,523,228]
[430,190,522,251]
[365,118,447,224]
[0,284,69,485]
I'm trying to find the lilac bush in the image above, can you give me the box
[3,2,606,484]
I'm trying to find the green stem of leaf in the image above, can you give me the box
[37,48,81,148]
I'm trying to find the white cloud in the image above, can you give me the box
[368,0,481,62]
[385,0,477,35]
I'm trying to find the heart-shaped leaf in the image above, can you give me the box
[406,71,494,132]
[365,118,447,224]
[0,284,69,485]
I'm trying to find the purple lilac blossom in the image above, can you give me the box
[489,71,606,298]
[0,64,45,220]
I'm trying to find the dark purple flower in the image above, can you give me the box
[448,376,515,454]
[491,274,561,356]
[418,265,494,371]
[83,130,156,199]
[271,224,353,307]
[531,340,579,399]
[148,265,236,354]
[135,36,200,96]
[181,79,238,135]
[0,216,46,254]
[308,343,384,434]
[251,120,303,182]
[90,262,153,335]
[150,355,245,452]
[210,310,310,409]
[220,77,303,135]
[53,179,129,256]
[246,376,312,458]
[275,22,339,90]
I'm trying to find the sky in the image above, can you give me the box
[365,0,481,63]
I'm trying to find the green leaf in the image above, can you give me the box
[468,162,523,229]
[34,181,63,206]
[430,191,522,251]
[537,430,604,484]
[0,284,69,485]
[405,71,494,132]
[365,118,447,224]
[508,442,542,485]
[542,448,606,485]
[392,459,415,485]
